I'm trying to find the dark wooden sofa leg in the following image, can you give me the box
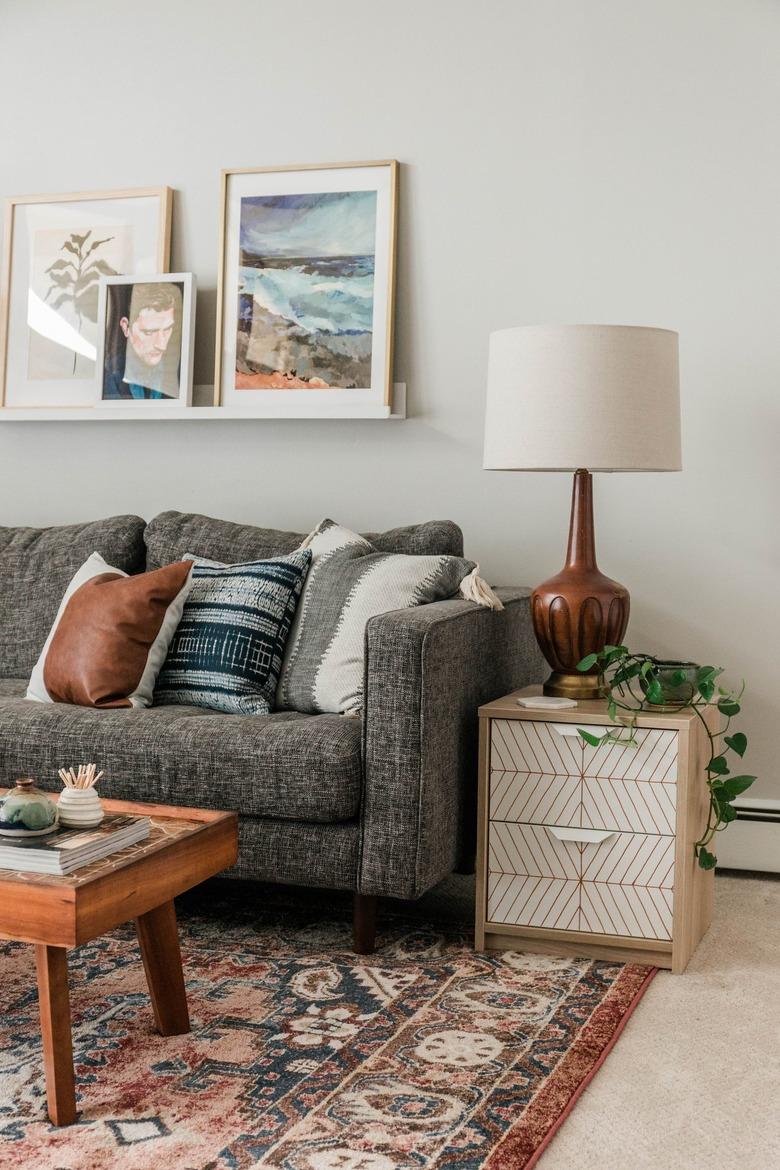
[353,893,377,954]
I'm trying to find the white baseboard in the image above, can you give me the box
[716,799,780,873]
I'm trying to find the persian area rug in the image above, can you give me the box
[0,879,654,1170]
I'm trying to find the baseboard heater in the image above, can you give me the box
[715,798,780,873]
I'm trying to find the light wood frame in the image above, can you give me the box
[475,691,716,974]
[95,271,196,408]
[214,160,398,409]
[0,186,173,408]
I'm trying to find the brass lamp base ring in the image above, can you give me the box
[543,671,606,701]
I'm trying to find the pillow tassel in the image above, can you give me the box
[459,566,504,611]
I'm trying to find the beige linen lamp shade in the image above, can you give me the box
[482,323,682,700]
[483,324,681,472]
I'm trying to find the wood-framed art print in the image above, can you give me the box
[96,273,195,409]
[215,161,397,417]
[0,187,172,409]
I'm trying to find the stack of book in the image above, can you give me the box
[0,814,150,875]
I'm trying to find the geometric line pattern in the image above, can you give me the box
[580,882,674,940]
[490,771,581,827]
[581,776,676,835]
[489,720,679,837]
[487,874,580,930]
[582,728,678,783]
[580,832,675,887]
[487,810,676,941]
[487,719,680,942]
[489,822,580,880]
[491,719,582,776]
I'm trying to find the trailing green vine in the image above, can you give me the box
[575,646,755,870]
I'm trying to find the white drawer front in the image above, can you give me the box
[486,818,675,942]
[581,775,677,835]
[490,770,581,827]
[580,832,675,941]
[582,728,678,783]
[491,719,582,777]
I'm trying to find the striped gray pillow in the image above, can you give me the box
[275,519,501,715]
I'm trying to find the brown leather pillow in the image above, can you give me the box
[26,554,193,709]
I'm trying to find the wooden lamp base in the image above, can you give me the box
[531,470,629,700]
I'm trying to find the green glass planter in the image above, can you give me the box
[640,659,700,709]
[0,777,59,837]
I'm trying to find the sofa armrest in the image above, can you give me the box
[358,587,544,899]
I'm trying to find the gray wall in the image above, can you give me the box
[1,0,777,799]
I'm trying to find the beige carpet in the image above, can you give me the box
[535,872,780,1170]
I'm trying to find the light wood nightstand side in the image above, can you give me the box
[475,688,715,973]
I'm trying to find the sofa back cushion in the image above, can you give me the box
[0,515,146,677]
[144,511,464,570]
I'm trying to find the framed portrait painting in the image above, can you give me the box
[215,161,397,416]
[96,274,195,408]
[0,187,172,409]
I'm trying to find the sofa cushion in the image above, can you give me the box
[0,516,146,679]
[144,511,464,570]
[154,550,311,715]
[277,519,493,715]
[0,681,362,823]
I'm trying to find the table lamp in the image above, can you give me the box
[483,324,681,699]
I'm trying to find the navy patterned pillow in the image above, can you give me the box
[154,550,311,714]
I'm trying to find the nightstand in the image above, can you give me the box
[475,687,715,973]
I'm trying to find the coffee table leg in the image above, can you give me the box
[135,899,190,1036]
[35,945,77,1127]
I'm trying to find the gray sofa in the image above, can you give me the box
[0,512,543,950]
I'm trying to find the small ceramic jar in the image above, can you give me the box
[58,786,104,829]
[0,778,59,837]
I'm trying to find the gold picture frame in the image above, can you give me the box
[0,186,173,409]
[214,161,398,415]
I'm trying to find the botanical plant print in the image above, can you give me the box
[28,225,131,380]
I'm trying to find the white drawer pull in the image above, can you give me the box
[551,724,605,739]
[546,826,616,845]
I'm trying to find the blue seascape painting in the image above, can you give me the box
[236,190,377,390]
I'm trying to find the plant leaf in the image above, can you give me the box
[577,728,603,747]
[83,258,118,278]
[724,732,747,757]
[720,775,756,799]
[45,259,75,274]
[644,677,665,704]
[577,654,599,671]
[698,848,717,870]
[709,755,730,776]
[612,662,641,685]
[718,699,741,716]
[49,291,73,310]
[83,235,114,259]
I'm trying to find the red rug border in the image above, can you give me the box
[486,964,658,1170]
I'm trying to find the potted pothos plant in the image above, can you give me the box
[576,646,755,870]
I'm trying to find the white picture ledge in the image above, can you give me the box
[0,383,407,422]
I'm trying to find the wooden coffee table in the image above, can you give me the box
[0,795,238,1126]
